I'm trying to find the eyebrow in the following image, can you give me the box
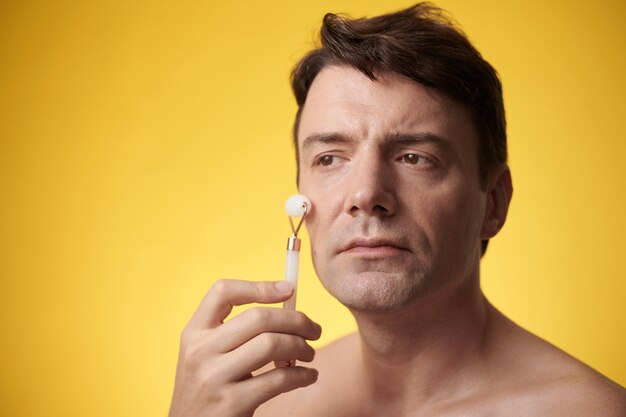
[301,132,355,151]
[301,131,450,151]
[385,132,450,148]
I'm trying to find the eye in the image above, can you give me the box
[316,154,336,166]
[399,152,437,170]
[402,153,426,165]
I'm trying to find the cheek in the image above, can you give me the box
[301,188,347,266]
[415,180,485,248]
[302,205,333,280]
[446,198,484,261]
[301,194,331,251]
[300,179,339,235]
[303,213,321,247]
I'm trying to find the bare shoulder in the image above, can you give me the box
[479,310,626,416]
[255,332,360,417]
[489,369,626,417]
[548,372,626,416]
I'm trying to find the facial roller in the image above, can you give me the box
[283,194,311,312]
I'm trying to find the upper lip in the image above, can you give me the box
[339,237,408,253]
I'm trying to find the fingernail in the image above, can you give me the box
[274,281,293,294]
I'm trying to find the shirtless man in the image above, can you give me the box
[168,4,626,416]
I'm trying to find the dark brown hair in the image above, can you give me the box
[291,2,507,255]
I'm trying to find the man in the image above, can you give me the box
[168,4,626,416]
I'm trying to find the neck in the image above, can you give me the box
[350,272,494,412]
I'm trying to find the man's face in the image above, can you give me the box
[297,65,489,312]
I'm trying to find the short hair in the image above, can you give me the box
[291,2,507,255]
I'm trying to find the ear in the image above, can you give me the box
[480,165,513,240]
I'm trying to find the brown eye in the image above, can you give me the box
[402,153,421,164]
[319,155,335,166]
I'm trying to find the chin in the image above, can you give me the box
[320,268,431,313]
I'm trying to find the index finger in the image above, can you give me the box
[186,279,294,330]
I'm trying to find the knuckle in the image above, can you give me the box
[294,311,309,328]
[179,330,218,363]
[255,282,270,299]
[257,332,280,354]
[181,341,209,367]
[181,343,199,365]
[270,367,313,390]
[210,279,229,297]
[180,326,195,347]
[248,307,271,323]
[198,372,220,395]
[273,368,291,386]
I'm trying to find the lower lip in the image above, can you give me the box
[342,245,405,256]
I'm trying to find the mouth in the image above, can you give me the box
[339,237,409,257]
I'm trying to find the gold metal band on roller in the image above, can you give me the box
[286,236,301,251]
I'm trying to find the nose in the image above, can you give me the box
[343,155,398,217]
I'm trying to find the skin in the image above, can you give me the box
[169,65,626,416]
[255,66,626,416]
[169,279,321,417]
[296,66,492,314]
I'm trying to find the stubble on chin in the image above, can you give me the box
[317,260,433,313]
[310,218,436,312]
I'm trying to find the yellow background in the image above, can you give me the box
[1,0,624,415]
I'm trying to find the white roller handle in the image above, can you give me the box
[279,194,310,368]
[283,250,299,311]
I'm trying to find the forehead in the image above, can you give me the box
[297,65,478,150]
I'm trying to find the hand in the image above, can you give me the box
[168,279,322,417]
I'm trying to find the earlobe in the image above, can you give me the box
[480,165,513,240]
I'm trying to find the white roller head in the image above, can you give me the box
[285,194,311,217]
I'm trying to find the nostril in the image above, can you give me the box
[350,204,390,214]
[345,185,398,217]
